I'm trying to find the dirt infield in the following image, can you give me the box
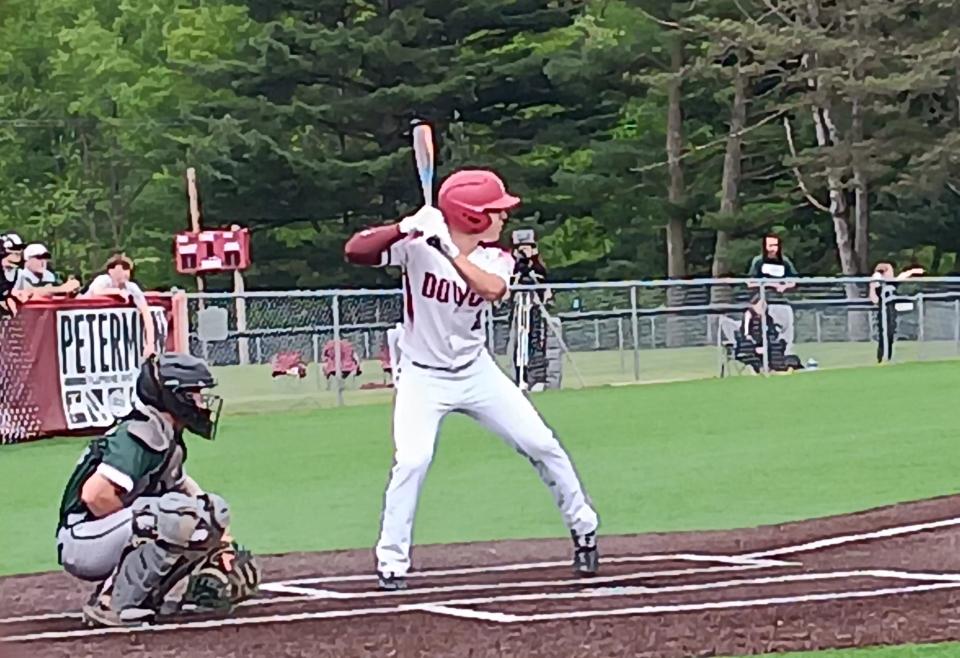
[6,495,960,657]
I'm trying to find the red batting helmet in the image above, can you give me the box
[437,169,520,234]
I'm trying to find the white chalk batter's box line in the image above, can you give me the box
[258,564,960,612]
[0,554,783,627]
[8,569,960,642]
[258,552,793,598]
[6,514,960,641]
[278,552,792,586]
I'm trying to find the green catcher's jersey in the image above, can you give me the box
[57,416,187,530]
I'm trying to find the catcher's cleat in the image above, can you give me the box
[377,571,407,591]
[85,578,112,608]
[155,600,235,624]
[572,530,599,576]
[81,600,154,628]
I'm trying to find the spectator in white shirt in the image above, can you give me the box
[84,252,156,359]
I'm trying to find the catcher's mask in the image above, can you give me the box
[136,353,223,439]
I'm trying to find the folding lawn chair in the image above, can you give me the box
[717,316,747,378]
[322,339,361,388]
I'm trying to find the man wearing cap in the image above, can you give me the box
[15,243,80,296]
[1,233,31,316]
[2,233,24,284]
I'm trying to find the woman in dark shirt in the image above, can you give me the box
[747,235,799,354]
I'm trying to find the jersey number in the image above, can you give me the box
[471,310,483,331]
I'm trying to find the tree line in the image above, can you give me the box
[0,0,957,291]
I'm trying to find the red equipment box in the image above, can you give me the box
[174,227,250,274]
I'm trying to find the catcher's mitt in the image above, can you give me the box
[182,542,261,611]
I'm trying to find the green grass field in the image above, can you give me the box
[2,360,958,657]
[208,338,959,414]
[2,360,957,576]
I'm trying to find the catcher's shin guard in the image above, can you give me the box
[110,492,231,616]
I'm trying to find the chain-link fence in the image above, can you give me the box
[187,277,960,411]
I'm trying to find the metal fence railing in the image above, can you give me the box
[185,277,960,410]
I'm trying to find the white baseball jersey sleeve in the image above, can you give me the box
[382,236,513,369]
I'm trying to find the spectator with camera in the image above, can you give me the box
[509,229,551,390]
[511,230,547,287]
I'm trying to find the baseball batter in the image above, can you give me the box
[55,353,260,626]
[344,169,599,590]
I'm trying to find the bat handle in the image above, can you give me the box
[426,236,441,251]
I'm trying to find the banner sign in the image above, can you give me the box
[56,305,169,430]
[0,293,187,444]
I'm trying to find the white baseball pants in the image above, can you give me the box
[375,351,598,577]
[57,498,153,581]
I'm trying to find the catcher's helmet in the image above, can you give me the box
[437,169,520,235]
[136,353,223,439]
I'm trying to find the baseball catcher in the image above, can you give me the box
[55,353,261,627]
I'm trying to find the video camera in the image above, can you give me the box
[511,229,543,285]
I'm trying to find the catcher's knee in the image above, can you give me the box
[155,492,231,550]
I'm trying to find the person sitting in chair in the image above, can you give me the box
[735,295,798,373]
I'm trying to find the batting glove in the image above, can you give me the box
[424,221,460,260]
[398,205,444,235]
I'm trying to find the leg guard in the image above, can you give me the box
[109,492,230,615]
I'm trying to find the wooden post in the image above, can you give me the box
[186,167,203,290]
[230,224,249,365]
[186,167,208,359]
[233,269,249,365]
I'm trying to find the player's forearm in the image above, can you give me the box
[450,255,507,302]
[80,474,125,517]
[177,475,204,496]
[139,304,156,349]
[344,224,403,265]
[24,286,57,297]
[31,281,78,297]
[91,285,125,297]
[897,268,923,279]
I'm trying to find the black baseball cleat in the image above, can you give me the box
[377,571,408,591]
[572,530,599,576]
